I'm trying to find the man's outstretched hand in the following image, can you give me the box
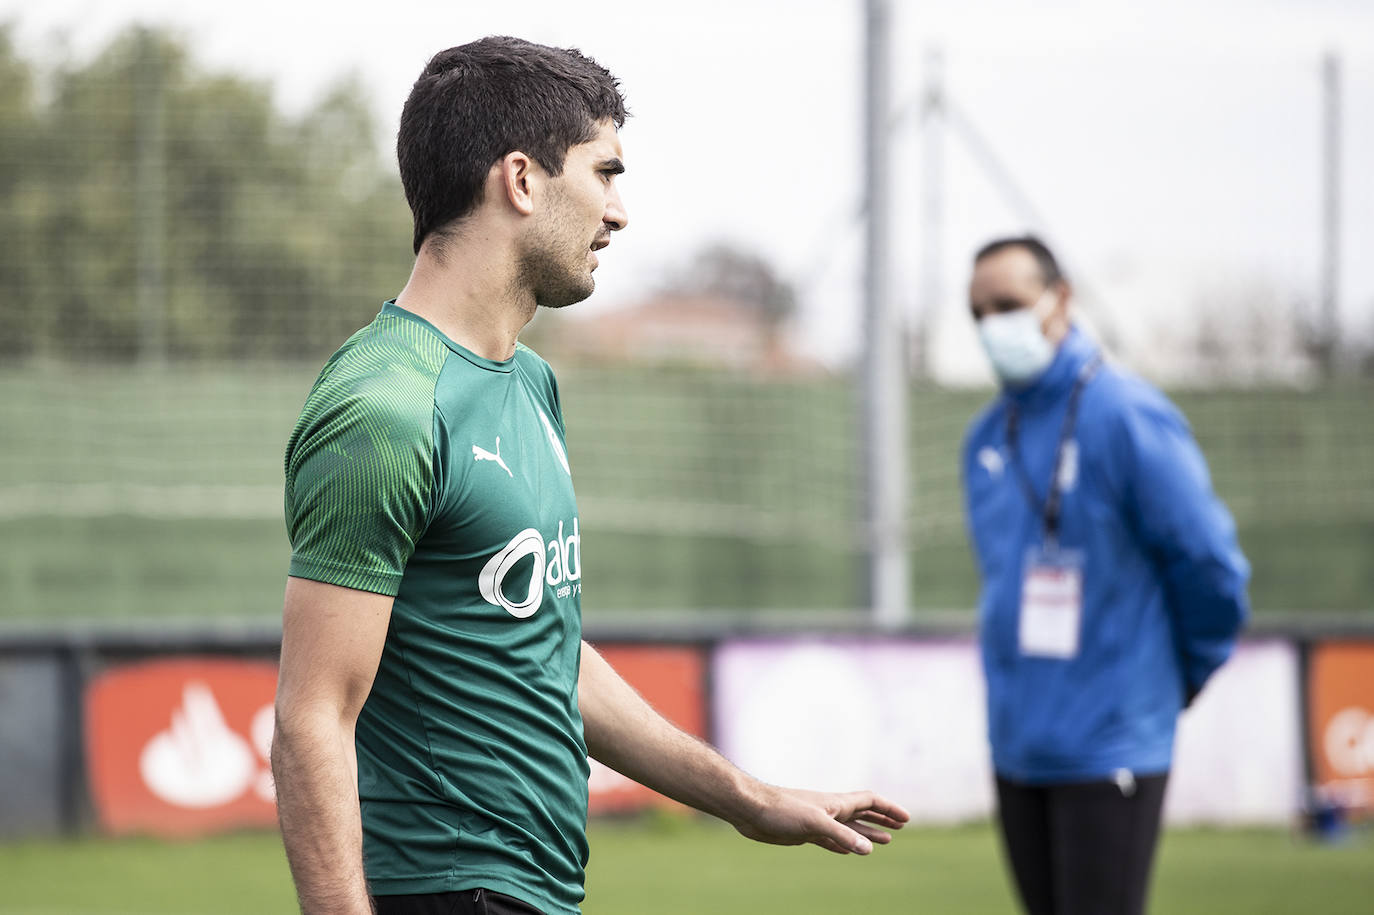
[733,786,911,855]
[578,643,910,856]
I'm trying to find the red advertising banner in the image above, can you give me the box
[1308,641,1374,817]
[84,645,706,835]
[85,658,279,837]
[587,644,706,814]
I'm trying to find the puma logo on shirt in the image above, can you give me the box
[473,438,513,477]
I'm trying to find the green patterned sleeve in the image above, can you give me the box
[284,359,440,596]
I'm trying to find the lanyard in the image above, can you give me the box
[1005,356,1102,545]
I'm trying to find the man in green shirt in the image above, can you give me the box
[272,36,909,915]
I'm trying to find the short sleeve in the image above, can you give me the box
[285,372,439,596]
[287,387,436,596]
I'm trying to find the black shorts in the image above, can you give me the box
[372,888,544,915]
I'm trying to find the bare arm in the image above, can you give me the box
[272,577,393,914]
[578,641,909,854]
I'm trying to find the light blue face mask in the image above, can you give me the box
[977,292,1056,386]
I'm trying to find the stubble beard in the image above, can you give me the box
[519,247,594,310]
[518,205,596,311]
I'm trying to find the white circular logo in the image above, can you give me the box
[1325,706,1374,776]
[479,528,546,618]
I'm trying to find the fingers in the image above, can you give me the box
[846,820,894,845]
[825,794,910,837]
[753,786,909,855]
[816,793,910,852]
[813,815,873,855]
[844,793,911,826]
[851,808,909,830]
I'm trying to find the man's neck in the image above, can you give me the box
[394,240,534,362]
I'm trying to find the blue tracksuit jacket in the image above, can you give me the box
[961,326,1249,783]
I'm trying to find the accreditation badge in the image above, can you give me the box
[1018,544,1084,659]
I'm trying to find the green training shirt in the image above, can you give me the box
[284,301,588,914]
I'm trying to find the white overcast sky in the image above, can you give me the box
[4,0,1373,379]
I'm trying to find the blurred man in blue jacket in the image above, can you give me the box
[960,236,1249,915]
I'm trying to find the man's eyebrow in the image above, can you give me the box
[596,157,625,175]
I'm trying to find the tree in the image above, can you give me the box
[0,24,43,357]
[661,243,798,329]
[0,25,414,362]
[1189,274,1315,384]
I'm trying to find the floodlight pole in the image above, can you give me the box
[135,28,168,367]
[861,0,909,628]
[1320,51,1341,376]
[916,46,945,380]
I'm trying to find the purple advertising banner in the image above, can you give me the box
[1166,639,1302,825]
[713,638,993,823]
[714,638,1301,825]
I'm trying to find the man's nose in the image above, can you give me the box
[604,187,629,232]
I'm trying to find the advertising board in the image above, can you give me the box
[1307,640,1374,818]
[1166,640,1302,824]
[85,657,279,836]
[587,643,707,813]
[83,645,708,835]
[714,638,1302,825]
[713,638,993,823]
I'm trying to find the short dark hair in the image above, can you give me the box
[398,36,629,254]
[973,235,1065,286]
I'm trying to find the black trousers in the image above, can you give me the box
[995,772,1169,915]
[373,888,544,915]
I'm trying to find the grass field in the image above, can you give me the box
[0,819,1370,914]
[1,366,1371,619]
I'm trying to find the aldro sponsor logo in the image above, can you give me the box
[479,518,582,618]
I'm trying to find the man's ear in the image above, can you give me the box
[1044,280,1073,341]
[493,151,538,216]
[1054,280,1073,315]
